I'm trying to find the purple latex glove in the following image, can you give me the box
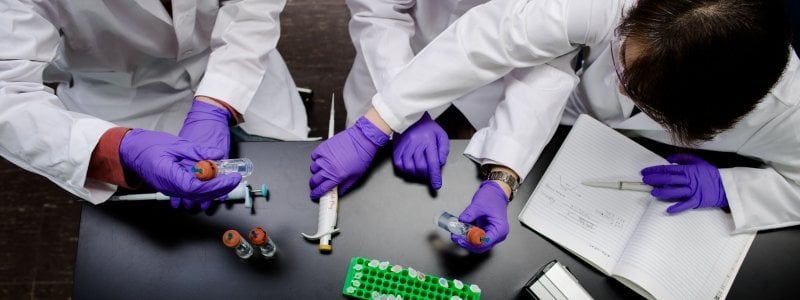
[392,112,449,190]
[641,153,728,214]
[120,129,242,210]
[179,98,231,158]
[309,116,390,199]
[452,181,509,253]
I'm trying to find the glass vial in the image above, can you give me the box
[435,211,489,245]
[193,158,254,180]
[248,227,277,258]
[222,229,253,259]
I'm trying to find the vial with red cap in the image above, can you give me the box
[435,211,490,246]
[193,158,253,181]
[222,229,254,259]
[248,227,277,259]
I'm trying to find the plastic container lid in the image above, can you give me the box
[222,230,242,248]
[248,227,268,246]
[193,160,218,181]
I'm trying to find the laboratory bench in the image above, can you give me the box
[72,130,800,299]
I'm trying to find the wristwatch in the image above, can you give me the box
[486,170,520,201]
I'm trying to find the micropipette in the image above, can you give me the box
[302,93,340,252]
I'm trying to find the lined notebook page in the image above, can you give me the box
[519,115,666,273]
[614,201,755,299]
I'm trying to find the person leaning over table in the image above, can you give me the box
[309,0,797,253]
[0,1,309,211]
[343,0,510,191]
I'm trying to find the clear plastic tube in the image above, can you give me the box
[222,230,253,259]
[435,211,489,245]
[216,158,253,177]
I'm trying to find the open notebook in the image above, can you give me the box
[519,115,754,299]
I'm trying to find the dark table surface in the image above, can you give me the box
[73,129,800,299]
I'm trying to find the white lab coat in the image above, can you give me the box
[343,0,502,127]
[371,0,800,233]
[0,0,309,204]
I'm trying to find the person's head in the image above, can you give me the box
[616,0,792,145]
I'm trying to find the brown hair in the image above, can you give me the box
[618,0,791,145]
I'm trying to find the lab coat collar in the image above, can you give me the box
[133,0,173,25]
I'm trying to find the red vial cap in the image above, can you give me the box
[193,160,218,181]
[222,230,242,248]
[466,227,487,246]
[248,227,269,246]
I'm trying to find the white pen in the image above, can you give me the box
[581,180,653,192]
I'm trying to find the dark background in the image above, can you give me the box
[1,0,799,298]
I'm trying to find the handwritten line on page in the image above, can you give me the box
[518,114,754,299]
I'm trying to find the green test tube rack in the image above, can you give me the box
[342,256,482,300]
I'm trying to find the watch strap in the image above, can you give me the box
[486,170,519,201]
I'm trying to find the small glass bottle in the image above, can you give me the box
[193,158,254,180]
[436,211,489,245]
[222,229,253,259]
[248,227,277,258]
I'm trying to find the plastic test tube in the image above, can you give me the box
[222,229,254,259]
[193,158,254,181]
[248,227,277,258]
[436,211,490,246]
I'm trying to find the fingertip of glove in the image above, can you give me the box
[232,172,243,182]
[666,203,690,214]
[200,200,212,211]
[432,180,442,190]
[309,189,323,201]
[182,198,194,210]
[458,211,475,223]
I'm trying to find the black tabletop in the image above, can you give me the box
[73,130,800,299]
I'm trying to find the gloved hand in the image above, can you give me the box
[179,98,231,158]
[309,116,390,199]
[641,153,728,214]
[452,181,509,253]
[120,129,242,210]
[392,112,449,190]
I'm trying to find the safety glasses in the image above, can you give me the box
[609,33,632,96]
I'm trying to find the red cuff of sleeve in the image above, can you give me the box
[216,100,244,125]
[87,127,133,189]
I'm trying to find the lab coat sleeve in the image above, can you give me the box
[372,0,606,133]
[720,104,800,233]
[0,2,118,203]
[346,0,416,93]
[464,59,578,182]
[195,0,287,113]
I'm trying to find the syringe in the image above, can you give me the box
[109,181,268,209]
